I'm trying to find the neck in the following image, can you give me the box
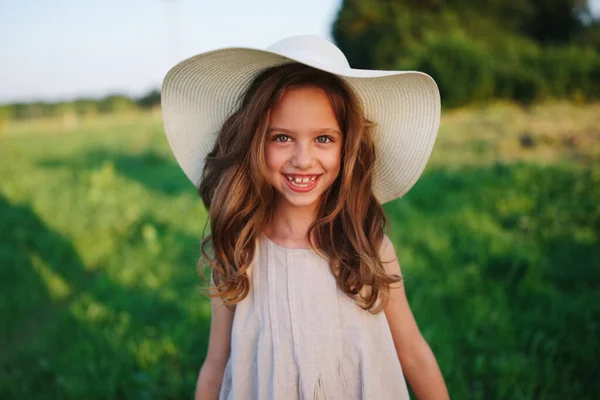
[266,199,319,241]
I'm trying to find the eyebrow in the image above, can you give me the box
[267,127,342,136]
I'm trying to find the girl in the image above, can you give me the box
[161,35,449,399]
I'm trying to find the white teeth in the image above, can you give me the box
[285,175,319,187]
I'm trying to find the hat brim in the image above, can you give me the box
[161,46,440,204]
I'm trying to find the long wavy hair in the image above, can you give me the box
[198,62,401,313]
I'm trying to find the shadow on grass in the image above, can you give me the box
[27,153,600,398]
[37,149,194,197]
[0,194,210,399]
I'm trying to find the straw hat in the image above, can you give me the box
[161,35,440,203]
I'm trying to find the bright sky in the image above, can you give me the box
[0,0,342,103]
[1,0,599,104]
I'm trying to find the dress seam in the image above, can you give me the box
[267,239,280,346]
[266,237,280,399]
[253,240,261,325]
[287,250,302,398]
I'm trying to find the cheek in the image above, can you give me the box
[264,146,286,173]
[324,147,342,173]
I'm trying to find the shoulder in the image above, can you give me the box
[379,234,397,264]
[378,234,404,281]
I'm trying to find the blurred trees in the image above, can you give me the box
[97,95,137,114]
[137,90,161,109]
[333,0,600,107]
[0,90,161,121]
[3,1,600,120]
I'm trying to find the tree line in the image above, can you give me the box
[332,0,600,107]
[0,90,161,121]
[3,1,599,120]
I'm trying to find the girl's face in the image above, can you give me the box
[264,86,343,210]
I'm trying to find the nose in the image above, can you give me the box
[290,142,315,169]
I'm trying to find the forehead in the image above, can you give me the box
[268,86,340,132]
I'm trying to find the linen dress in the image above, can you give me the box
[219,234,410,400]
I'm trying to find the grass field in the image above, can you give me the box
[1,102,599,399]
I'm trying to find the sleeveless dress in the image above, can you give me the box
[219,234,410,400]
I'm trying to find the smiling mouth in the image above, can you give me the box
[283,174,321,193]
[283,174,321,188]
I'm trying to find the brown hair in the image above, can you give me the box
[198,62,401,313]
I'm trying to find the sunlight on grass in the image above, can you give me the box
[1,102,598,398]
[30,253,72,301]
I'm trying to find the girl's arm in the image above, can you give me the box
[195,290,235,400]
[380,235,450,400]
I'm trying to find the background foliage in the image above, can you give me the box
[332,0,600,107]
[1,1,599,398]
[2,1,599,119]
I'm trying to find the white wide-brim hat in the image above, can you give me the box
[161,35,440,204]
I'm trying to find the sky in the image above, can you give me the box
[0,0,342,103]
[1,0,599,104]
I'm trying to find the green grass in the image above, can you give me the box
[1,103,599,399]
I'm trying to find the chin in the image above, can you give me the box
[283,193,321,208]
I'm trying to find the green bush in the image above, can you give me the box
[489,38,545,104]
[537,46,600,101]
[333,0,600,107]
[402,33,495,108]
[400,30,600,107]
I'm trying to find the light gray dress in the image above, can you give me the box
[219,234,410,400]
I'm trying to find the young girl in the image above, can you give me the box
[161,35,449,399]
